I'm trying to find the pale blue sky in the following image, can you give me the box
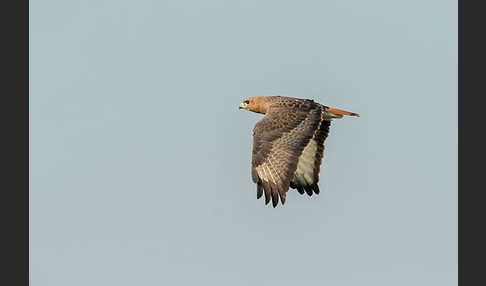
[30,0,457,285]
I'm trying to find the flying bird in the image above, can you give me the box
[239,96,359,208]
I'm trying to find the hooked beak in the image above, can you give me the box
[324,107,360,117]
[239,102,248,110]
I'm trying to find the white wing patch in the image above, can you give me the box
[292,139,319,186]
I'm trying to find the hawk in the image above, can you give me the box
[239,96,359,208]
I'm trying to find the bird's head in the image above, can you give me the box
[238,98,251,110]
[239,96,274,114]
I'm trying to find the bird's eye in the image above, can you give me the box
[244,100,250,104]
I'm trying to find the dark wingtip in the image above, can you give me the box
[262,180,272,205]
[297,186,305,195]
[272,192,279,208]
[304,186,313,196]
[265,194,271,205]
[313,184,320,195]
[257,183,263,199]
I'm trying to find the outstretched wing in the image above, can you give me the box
[251,99,326,207]
[290,115,330,197]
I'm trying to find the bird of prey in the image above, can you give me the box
[239,96,359,208]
